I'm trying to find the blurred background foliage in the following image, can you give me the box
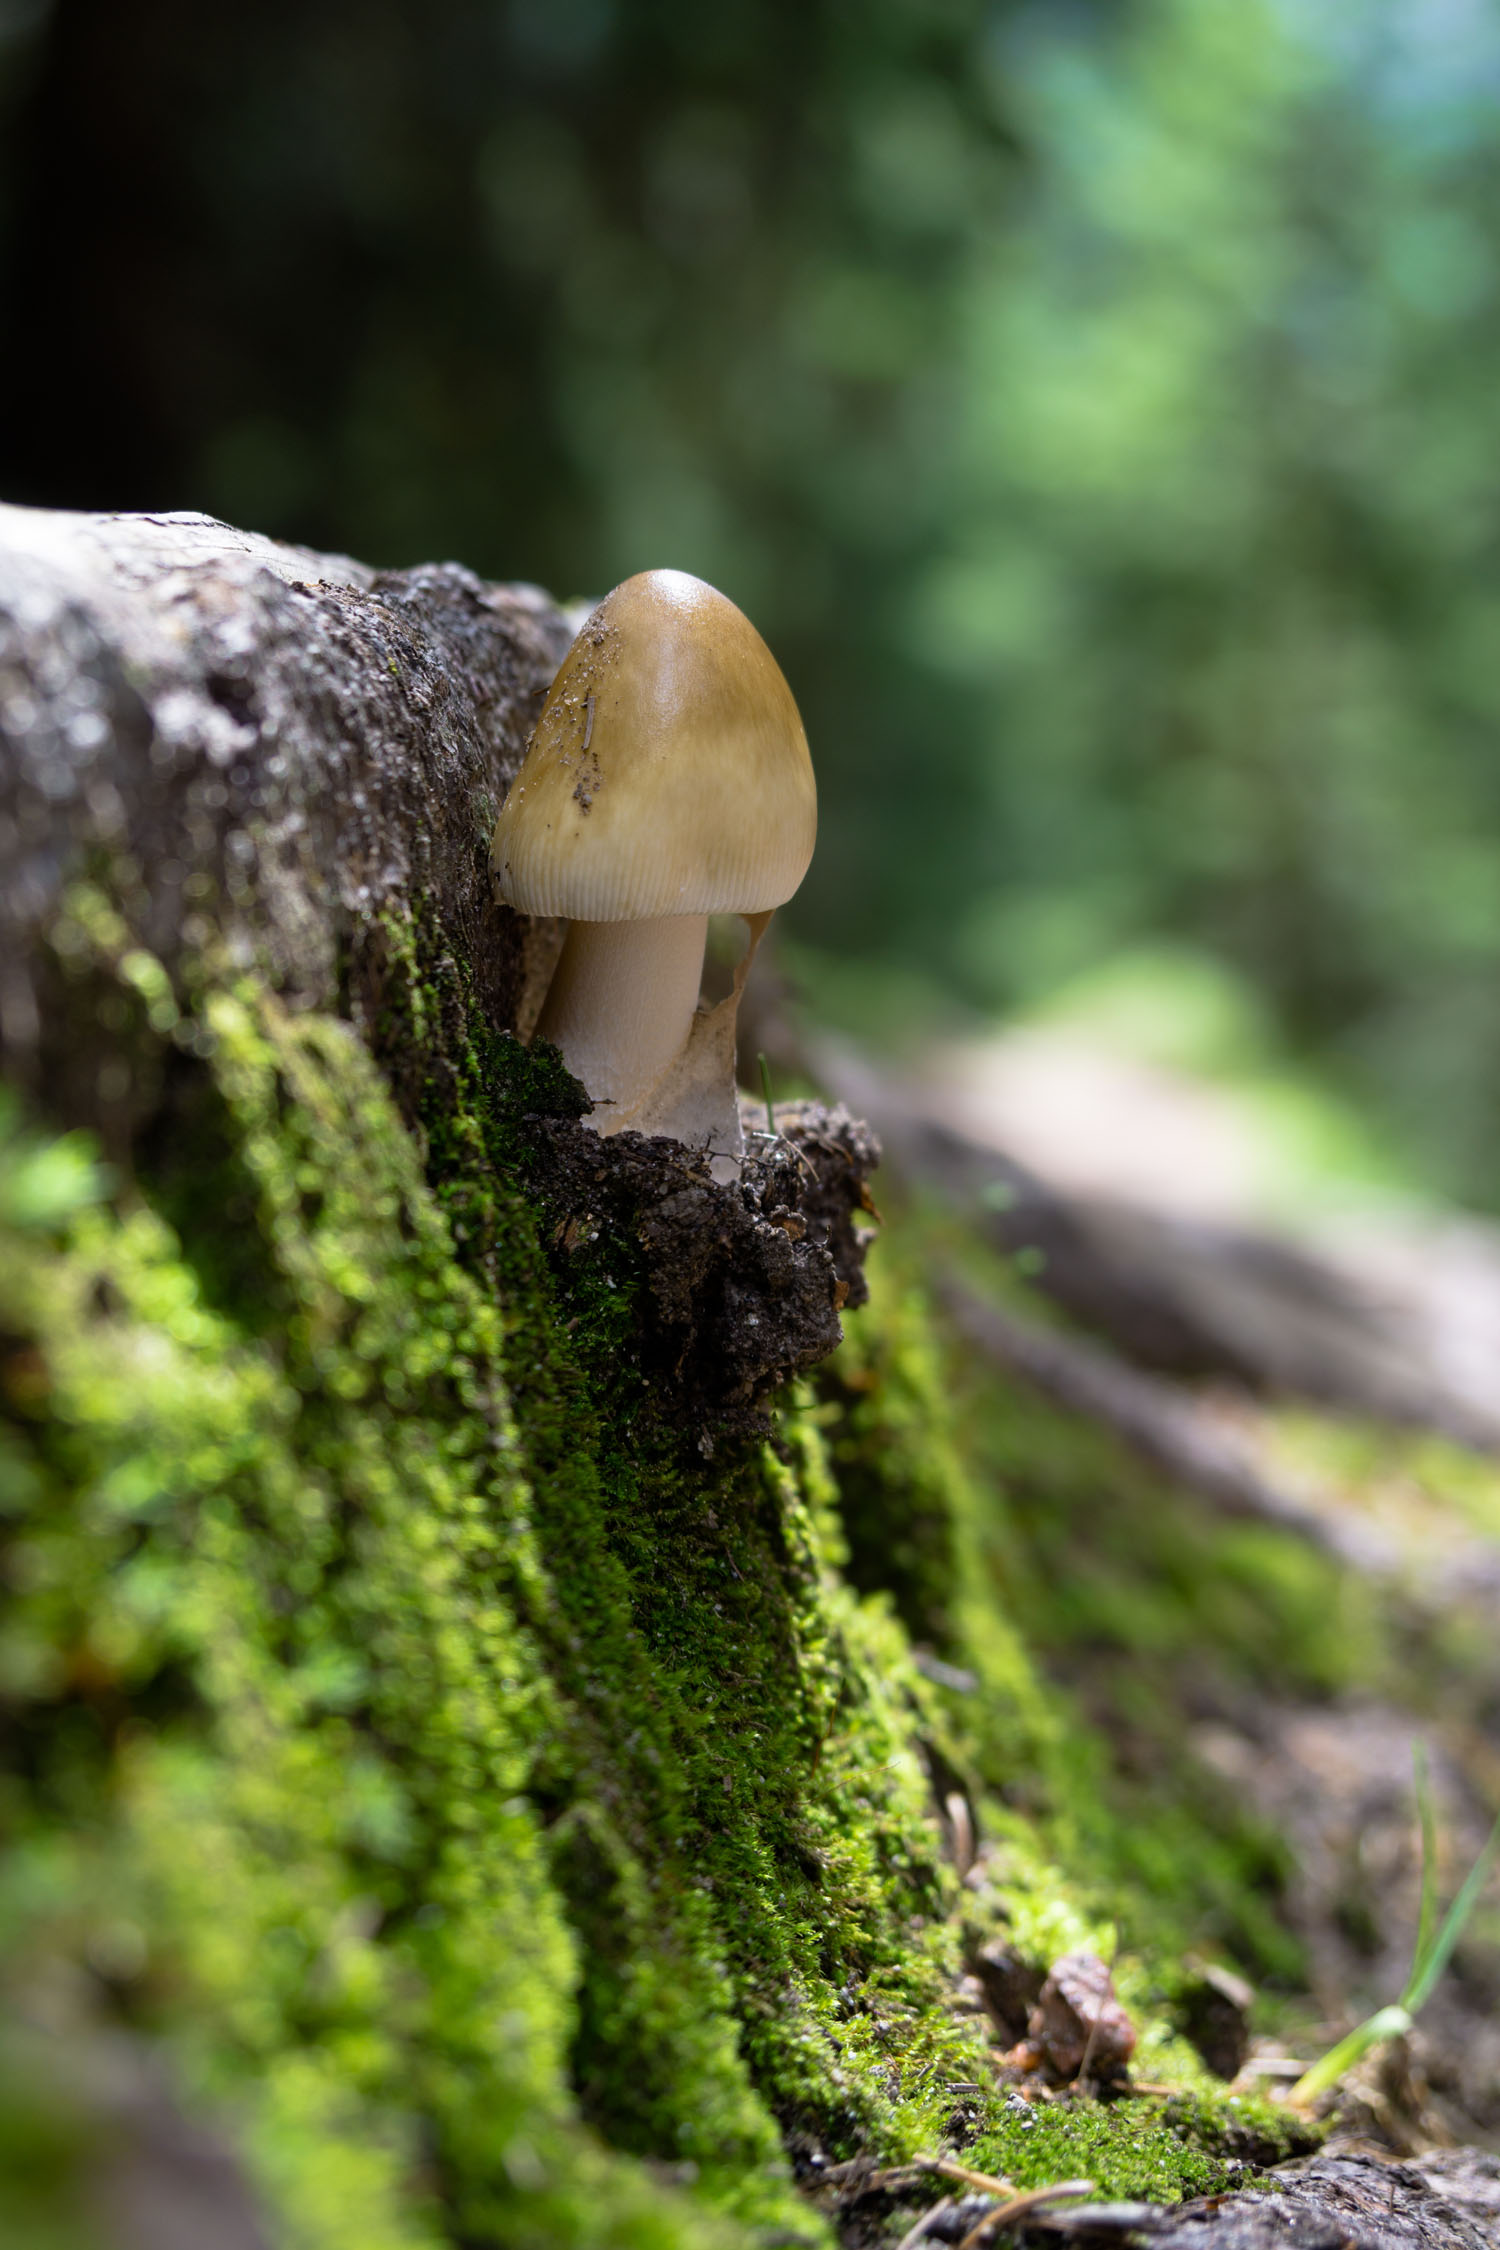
[3,0,1500,1204]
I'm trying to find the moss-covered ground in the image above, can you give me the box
[12,891,1483,2247]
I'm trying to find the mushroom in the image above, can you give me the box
[491,569,815,1165]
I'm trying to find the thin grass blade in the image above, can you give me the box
[1289,2004,1412,2107]
[1411,1743,1438,1982]
[758,1051,776,1136]
[1403,1804,1500,2016]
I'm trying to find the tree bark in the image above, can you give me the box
[0,503,572,1139]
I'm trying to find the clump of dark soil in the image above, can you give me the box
[524,1094,880,1437]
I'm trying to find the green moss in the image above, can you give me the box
[966,2084,1313,2203]
[0,898,1349,2247]
[968,2101,1226,2203]
[0,981,781,2247]
[812,1252,1302,1985]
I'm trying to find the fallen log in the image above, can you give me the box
[4,505,1493,2250]
[815,1034,1500,1453]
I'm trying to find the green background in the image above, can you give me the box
[4,0,1499,1203]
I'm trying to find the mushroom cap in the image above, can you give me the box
[491,569,816,920]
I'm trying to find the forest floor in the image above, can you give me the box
[835,1006,1500,2168]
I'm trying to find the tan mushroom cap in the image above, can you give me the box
[491,569,816,920]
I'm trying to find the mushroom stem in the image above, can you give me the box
[535,914,709,1130]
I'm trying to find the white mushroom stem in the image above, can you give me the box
[534,914,708,1128]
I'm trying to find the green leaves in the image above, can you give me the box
[0,1092,109,1236]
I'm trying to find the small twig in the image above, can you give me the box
[863,2156,1018,2198]
[582,693,595,750]
[809,2155,878,2189]
[915,2155,1019,2197]
[1075,2008,1101,2093]
[742,1122,820,1186]
[945,1789,976,1879]
[895,2194,953,2250]
[957,2181,1097,2249]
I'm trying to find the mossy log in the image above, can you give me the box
[0,507,1486,2249]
